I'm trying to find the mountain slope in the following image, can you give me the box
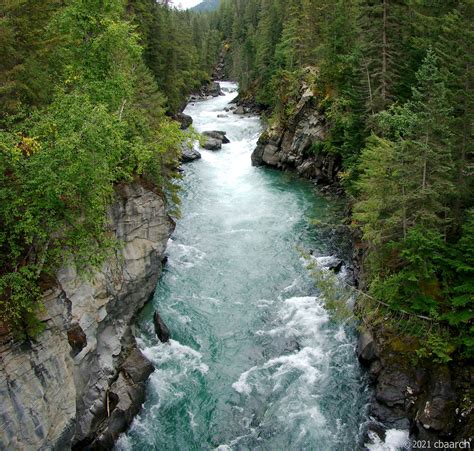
[190,0,220,12]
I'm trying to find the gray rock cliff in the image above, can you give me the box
[357,327,473,446]
[251,87,341,186]
[0,182,175,450]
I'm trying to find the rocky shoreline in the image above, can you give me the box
[357,327,473,447]
[249,84,473,448]
[250,86,343,196]
[0,183,175,450]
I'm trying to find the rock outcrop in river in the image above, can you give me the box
[251,86,341,188]
[201,130,230,151]
[181,143,202,162]
[0,183,174,450]
[190,81,223,102]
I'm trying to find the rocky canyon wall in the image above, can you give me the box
[0,183,174,450]
[251,86,342,191]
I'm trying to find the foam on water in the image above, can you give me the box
[168,242,206,269]
[366,429,411,451]
[117,82,372,450]
[142,339,209,375]
[230,293,346,445]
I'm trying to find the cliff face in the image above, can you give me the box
[357,328,473,446]
[0,183,175,450]
[251,87,342,188]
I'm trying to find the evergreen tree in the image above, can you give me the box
[355,51,457,319]
[0,0,62,125]
[358,0,408,116]
[0,0,184,336]
[435,2,474,231]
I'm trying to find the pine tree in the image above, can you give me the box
[254,0,284,105]
[358,0,408,115]
[394,50,454,233]
[0,0,62,124]
[435,2,474,231]
[355,50,456,315]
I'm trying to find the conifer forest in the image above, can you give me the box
[0,1,473,449]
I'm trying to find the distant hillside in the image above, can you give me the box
[190,0,220,12]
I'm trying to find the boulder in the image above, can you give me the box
[202,137,222,151]
[416,367,457,433]
[251,129,283,167]
[202,81,222,97]
[174,112,193,130]
[370,401,411,430]
[121,347,154,384]
[181,145,201,163]
[357,330,378,365]
[153,312,170,343]
[209,81,222,97]
[365,421,387,444]
[376,369,412,407]
[202,130,230,144]
[233,106,245,115]
[327,258,343,273]
[87,346,154,449]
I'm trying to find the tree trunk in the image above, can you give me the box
[366,63,375,116]
[381,0,388,106]
[422,134,429,191]
[401,185,407,239]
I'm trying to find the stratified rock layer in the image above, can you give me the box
[251,86,341,187]
[0,182,175,450]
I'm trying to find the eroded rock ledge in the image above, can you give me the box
[251,87,342,191]
[0,182,175,450]
[358,328,473,447]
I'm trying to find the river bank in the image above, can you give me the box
[0,184,174,449]
[118,82,376,450]
[247,80,473,449]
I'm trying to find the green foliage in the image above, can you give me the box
[212,0,473,359]
[269,69,303,125]
[0,0,186,337]
[443,209,474,357]
[300,250,354,322]
[128,0,218,113]
[354,50,473,358]
[0,0,63,125]
[0,0,472,362]
[415,332,457,364]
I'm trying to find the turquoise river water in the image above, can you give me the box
[117,82,403,451]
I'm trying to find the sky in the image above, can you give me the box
[172,0,203,9]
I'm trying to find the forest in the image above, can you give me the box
[0,0,473,362]
[209,0,474,361]
[0,0,218,336]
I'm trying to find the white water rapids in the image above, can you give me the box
[117,82,410,451]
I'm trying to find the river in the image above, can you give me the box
[117,82,380,450]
